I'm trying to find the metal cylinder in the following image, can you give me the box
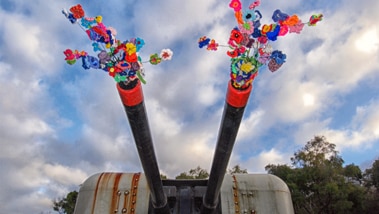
[201,82,252,213]
[117,81,171,214]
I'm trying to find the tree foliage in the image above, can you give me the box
[53,191,78,214]
[175,166,209,179]
[228,164,248,174]
[266,136,368,214]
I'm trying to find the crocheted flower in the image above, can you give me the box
[227,50,239,58]
[272,9,289,22]
[308,14,323,26]
[160,49,173,61]
[125,52,138,63]
[125,43,137,55]
[70,4,85,19]
[289,21,305,33]
[270,50,286,64]
[82,55,99,69]
[135,38,145,52]
[240,61,255,72]
[282,15,300,26]
[266,24,281,41]
[239,21,255,34]
[63,49,76,61]
[243,9,256,22]
[207,39,219,51]
[229,29,244,44]
[229,0,242,12]
[249,0,261,9]
[149,53,162,65]
[198,36,211,48]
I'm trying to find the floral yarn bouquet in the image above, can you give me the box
[62,4,173,84]
[198,0,322,90]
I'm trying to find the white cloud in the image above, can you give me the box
[241,149,290,173]
[1,0,379,213]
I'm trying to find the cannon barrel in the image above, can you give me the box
[117,80,171,214]
[201,82,252,213]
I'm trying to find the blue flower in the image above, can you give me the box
[135,38,145,52]
[251,27,261,38]
[243,9,256,22]
[198,37,211,48]
[272,9,289,22]
[270,50,286,64]
[82,55,99,69]
[266,25,281,41]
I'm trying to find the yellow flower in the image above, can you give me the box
[240,62,254,72]
[125,43,137,55]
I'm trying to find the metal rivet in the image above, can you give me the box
[117,191,121,196]
[122,208,127,213]
[114,209,118,213]
[124,190,129,195]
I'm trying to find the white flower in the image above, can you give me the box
[160,49,173,61]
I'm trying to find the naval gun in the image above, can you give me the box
[73,80,294,214]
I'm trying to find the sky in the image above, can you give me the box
[0,0,378,213]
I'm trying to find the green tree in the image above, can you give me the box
[266,136,366,214]
[53,191,78,214]
[175,166,209,179]
[344,163,362,183]
[228,164,248,174]
[160,173,168,180]
[363,159,379,212]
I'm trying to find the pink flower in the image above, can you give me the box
[249,0,260,9]
[160,49,173,61]
[229,0,242,12]
[239,21,254,34]
[289,21,305,34]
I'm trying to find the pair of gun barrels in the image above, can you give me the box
[117,80,252,214]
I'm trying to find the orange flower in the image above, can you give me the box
[125,53,138,63]
[282,15,300,26]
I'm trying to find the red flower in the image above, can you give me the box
[229,29,243,44]
[70,4,85,19]
[227,50,239,58]
[257,36,268,44]
[63,49,75,60]
[125,53,138,63]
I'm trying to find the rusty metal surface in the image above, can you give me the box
[74,172,150,214]
[220,174,294,214]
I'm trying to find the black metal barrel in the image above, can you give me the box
[117,80,171,214]
[201,82,252,213]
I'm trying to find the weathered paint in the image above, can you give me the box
[220,174,294,214]
[74,172,150,214]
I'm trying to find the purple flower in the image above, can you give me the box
[272,9,289,22]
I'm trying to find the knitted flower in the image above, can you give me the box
[149,53,162,65]
[135,38,145,52]
[207,39,219,51]
[239,21,255,34]
[229,29,244,44]
[70,4,85,19]
[125,43,137,55]
[160,49,173,61]
[229,0,242,12]
[198,36,211,48]
[272,9,289,22]
[270,50,286,64]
